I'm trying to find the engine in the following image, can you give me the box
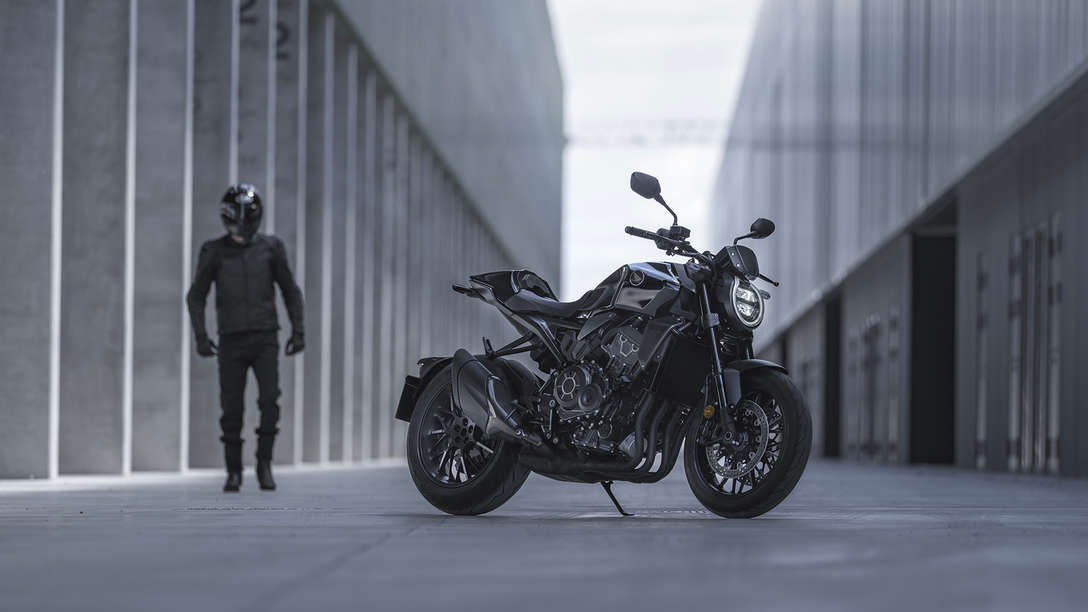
[547,323,647,455]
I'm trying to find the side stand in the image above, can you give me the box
[601,481,633,517]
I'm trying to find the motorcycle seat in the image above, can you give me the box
[504,285,613,318]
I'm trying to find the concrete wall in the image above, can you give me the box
[333,0,565,283]
[718,0,1088,475]
[715,0,1088,341]
[955,68,1088,476]
[0,0,562,478]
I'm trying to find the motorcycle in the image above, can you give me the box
[396,171,811,518]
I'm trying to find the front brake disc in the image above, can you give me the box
[705,399,770,479]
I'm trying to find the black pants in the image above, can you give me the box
[218,330,280,466]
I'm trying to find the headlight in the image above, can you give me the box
[731,279,764,328]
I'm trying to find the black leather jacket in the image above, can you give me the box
[186,234,304,339]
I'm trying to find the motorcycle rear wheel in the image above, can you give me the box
[684,369,811,518]
[406,364,530,515]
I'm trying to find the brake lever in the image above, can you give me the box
[758,273,780,287]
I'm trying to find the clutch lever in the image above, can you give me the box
[758,273,779,287]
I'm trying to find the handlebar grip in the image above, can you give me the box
[624,226,658,240]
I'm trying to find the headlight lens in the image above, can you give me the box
[731,279,764,327]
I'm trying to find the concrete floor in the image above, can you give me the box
[2,460,1087,611]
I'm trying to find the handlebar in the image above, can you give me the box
[624,226,712,264]
[624,226,659,241]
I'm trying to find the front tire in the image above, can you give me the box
[406,364,530,515]
[684,369,811,518]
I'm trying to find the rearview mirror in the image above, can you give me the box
[749,218,775,239]
[630,172,661,199]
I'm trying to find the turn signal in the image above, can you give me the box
[703,404,716,419]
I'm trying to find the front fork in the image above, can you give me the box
[696,281,743,446]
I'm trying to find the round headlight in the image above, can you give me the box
[731,279,764,328]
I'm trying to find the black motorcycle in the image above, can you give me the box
[396,172,811,518]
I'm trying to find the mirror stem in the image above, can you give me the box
[654,195,678,226]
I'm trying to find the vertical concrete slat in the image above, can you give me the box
[236,0,272,466]
[358,71,377,461]
[326,21,349,463]
[273,0,302,466]
[188,0,237,468]
[180,0,195,472]
[301,1,324,463]
[0,0,60,478]
[58,0,129,474]
[132,0,189,472]
[377,96,396,459]
[392,118,411,456]
[342,45,359,463]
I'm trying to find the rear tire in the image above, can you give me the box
[406,364,530,515]
[684,369,811,518]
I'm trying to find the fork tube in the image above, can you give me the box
[697,282,738,438]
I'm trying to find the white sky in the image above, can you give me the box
[547,0,761,299]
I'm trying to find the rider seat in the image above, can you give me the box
[489,270,614,318]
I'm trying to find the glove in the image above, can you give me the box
[285,332,304,356]
[195,335,218,357]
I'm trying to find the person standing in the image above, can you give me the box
[187,184,305,492]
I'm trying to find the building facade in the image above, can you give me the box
[714,0,1088,475]
[0,0,563,478]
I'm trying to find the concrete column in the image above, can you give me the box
[418,151,435,359]
[302,3,336,463]
[273,0,304,465]
[376,95,396,459]
[326,24,351,463]
[0,0,60,478]
[357,70,378,460]
[57,0,129,474]
[342,45,360,463]
[235,0,274,466]
[188,0,237,468]
[131,0,189,471]
[392,118,411,456]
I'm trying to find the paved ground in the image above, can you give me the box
[2,460,1087,611]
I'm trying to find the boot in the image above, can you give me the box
[256,459,276,491]
[256,433,276,491]
[223,441,243,492]
[223,471,242,492]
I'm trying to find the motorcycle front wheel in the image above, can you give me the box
[684,368,811,518]
[406,364,530,515]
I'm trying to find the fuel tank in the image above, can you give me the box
[592,261,681,316]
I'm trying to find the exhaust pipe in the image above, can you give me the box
[451,349,542,447]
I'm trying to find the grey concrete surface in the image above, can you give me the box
[58,0,129,474]
[189,0,235,469]
[0,0,57,479]
[3,461,1087,611]
[132,0,188,472]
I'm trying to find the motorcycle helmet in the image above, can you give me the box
[220,184,263,243]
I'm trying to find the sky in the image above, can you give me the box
[547,0,762,300]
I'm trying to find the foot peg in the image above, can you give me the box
[452,349,542,447]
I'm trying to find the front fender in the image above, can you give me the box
[716,358,788,407]
[724,358,788,375]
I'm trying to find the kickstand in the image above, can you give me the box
[600,481,633,517]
